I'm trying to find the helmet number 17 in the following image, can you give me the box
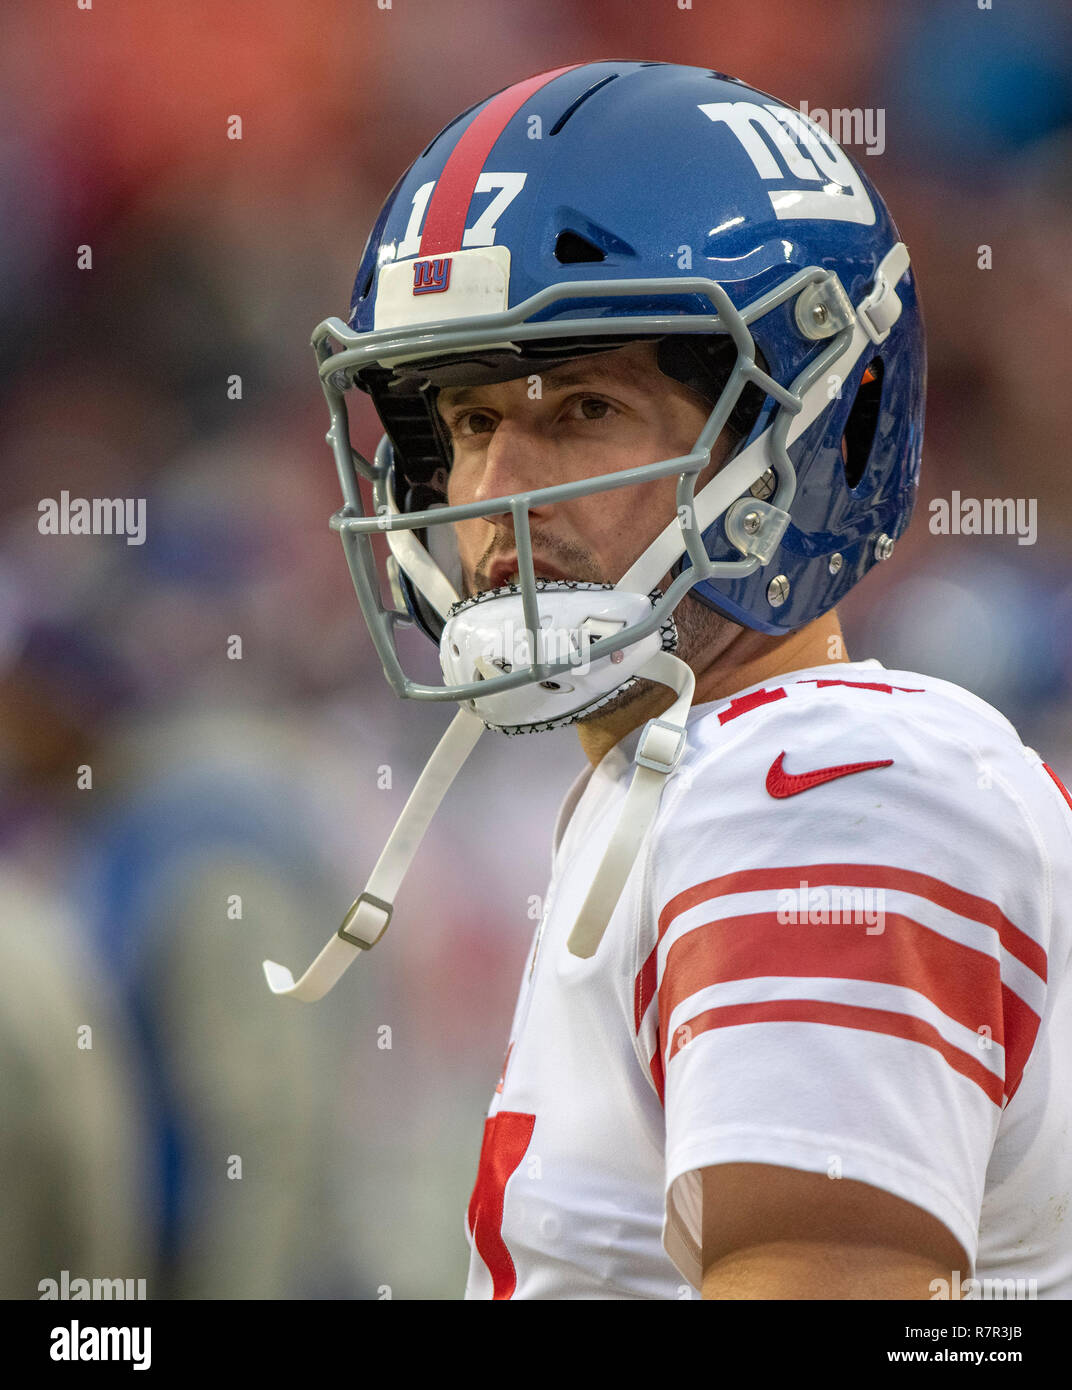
[397,172,528,259]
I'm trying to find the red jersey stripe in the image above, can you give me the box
[635,950,658,1035]
[655,864,1046,983]
[648,1046,665,1108]
[1000,983,1037,1104]
[717,686,788,725]
[466,1111,536,1299]
[1044,762,1072,813]
[656,908,1039,1074]
[665,999,1006,1106]
[419,65,583,255]
[795,679,924,694]
[643,980,1035,1110]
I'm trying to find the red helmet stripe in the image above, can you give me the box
[418,64,584,256]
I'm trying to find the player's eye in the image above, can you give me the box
[450,409,497,438]
[564,396,616,422]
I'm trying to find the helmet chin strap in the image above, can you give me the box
[566,648,694,958]
[263,705,485,1003]
[263,648,695,1000]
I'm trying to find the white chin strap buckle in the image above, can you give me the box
[338,892,393,949]
[635,717,688,774]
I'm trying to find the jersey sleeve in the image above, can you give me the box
[635,687,1056,1292]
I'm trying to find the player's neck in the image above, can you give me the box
[576,609,851,769]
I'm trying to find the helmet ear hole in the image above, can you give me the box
[841,358,884,489]
[554,230,606,264]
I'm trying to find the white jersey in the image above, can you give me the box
[462,659,1072,1299]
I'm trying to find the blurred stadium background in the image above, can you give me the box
[2,0,1070,1299]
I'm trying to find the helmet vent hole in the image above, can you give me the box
[554,230,606,264]
[548,74,618,136]
[841,358,884,490]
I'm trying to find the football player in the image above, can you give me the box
[265,62,1072,1301]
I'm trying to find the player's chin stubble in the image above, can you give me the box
[575,589,735,725]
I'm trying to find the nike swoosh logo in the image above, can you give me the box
[766,751,894,798]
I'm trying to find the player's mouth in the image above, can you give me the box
[485,556,570,590]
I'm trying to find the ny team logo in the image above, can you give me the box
[697,100,876,225]
[412,257,452,294]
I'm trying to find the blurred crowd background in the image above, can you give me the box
[2,0,1070,1299]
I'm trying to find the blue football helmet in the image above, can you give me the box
[312,59,924,735]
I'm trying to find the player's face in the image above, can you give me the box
[439,341,733,597]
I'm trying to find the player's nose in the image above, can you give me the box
[472,417,558,518]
